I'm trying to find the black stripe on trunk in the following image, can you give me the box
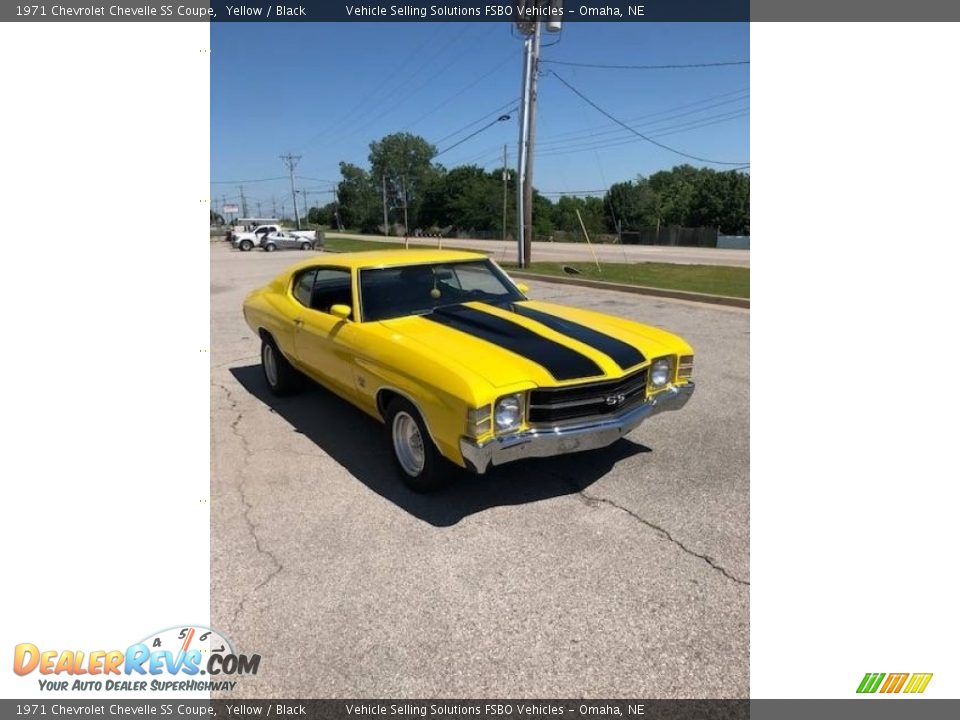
[424,305,603,381]
[507,303,645,370]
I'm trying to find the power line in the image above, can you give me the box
[433,97,520,145]
[542,59,749,71]
[536,109,749,157]
[295,24,448,152]
[434,113,514,157]
[532,108,750,157]
[547,70,748,166]
[315,23,481,149]
[538,87,749,144]
[210,176,286,184]
[536,92,749,148]
[404,51,517,131]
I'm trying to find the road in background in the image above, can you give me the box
[211,242,749,697]
[328,232,751,268]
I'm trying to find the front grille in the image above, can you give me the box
[528,368,648,425]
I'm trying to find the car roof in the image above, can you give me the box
[282,248,489,273]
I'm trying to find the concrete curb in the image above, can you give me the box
[508,271,750,309]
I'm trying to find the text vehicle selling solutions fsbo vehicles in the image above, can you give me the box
[242,250,695,491]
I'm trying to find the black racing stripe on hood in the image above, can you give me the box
[507,303,645,370]
[423,305,604,381]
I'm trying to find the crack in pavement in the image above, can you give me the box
[562,475,749,587]
[213,381,286,624]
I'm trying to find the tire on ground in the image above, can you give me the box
[260,337,302,396]
[384,397,451,492]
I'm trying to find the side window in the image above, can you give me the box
[311,269,353,316]
[292,269,317,307]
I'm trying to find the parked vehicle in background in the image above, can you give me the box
[226,218,280,246]
[261,231,318,252]
[232,224,320,251]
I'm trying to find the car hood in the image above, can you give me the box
[378,300,683,389]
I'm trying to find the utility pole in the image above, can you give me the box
[400,175,409,234]
[256,200,262,216]
[502,144,509,241]
[271,196,277,217]
[333,188,344,231]
[300,189,309,224]
[522,21,542,266]
[381,174,389,236]
[221,195,228,222]
[515,4,559,266]
[280,153,302,229]
[516,19,542,267]
[516,28,531,266]
[238,185,248,217]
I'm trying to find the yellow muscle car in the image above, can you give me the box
[242,249,695,491]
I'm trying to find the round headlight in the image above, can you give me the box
[495,394,522,432]
[650,358,672,387]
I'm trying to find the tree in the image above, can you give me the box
[552,195,606,238]
[420,166,506,232]
[336,162,380,232]
[368,132,439,230]
[531,191,554,239]
[603,166,750,234]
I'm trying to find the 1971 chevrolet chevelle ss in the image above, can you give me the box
[243,249,695,491]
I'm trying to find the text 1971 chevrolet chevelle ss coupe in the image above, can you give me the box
[242,249,695,491]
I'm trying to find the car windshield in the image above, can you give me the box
[359,260,524,322]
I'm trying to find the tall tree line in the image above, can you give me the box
[307,133,749,237]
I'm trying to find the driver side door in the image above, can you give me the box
[289,267,358,400]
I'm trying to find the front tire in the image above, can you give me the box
[385,398,450,492]
[263,243,277,252]
[239,239,253,251]
[300,242,312,251]
[261,338,301,396]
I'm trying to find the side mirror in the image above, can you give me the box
[330,304,352,320]
[516,282,530,295]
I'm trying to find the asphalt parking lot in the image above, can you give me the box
[210,241,749,698]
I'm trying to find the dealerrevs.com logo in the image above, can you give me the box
[857,672,933,694]
[13,625,260,692]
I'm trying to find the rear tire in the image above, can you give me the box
[385,398,450,493]
[261,338,301,396]
[300,242,312,251]
[239,239,253,251]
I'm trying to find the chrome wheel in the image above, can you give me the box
[263,343,279,388]
[392,411,425,476]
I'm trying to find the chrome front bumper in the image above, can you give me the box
[459,382,695,474]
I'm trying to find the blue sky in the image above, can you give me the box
[211,21,748,215]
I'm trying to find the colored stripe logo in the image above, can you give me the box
[857,672,932,694]
[508,303,646,370]
[424,304,604,381]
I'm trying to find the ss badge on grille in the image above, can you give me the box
[605,394,626,406]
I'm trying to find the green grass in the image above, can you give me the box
[323,235,491,256]
[504,261,750,299]
[324,236,409,252]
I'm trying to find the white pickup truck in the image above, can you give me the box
[231,224,319,252]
